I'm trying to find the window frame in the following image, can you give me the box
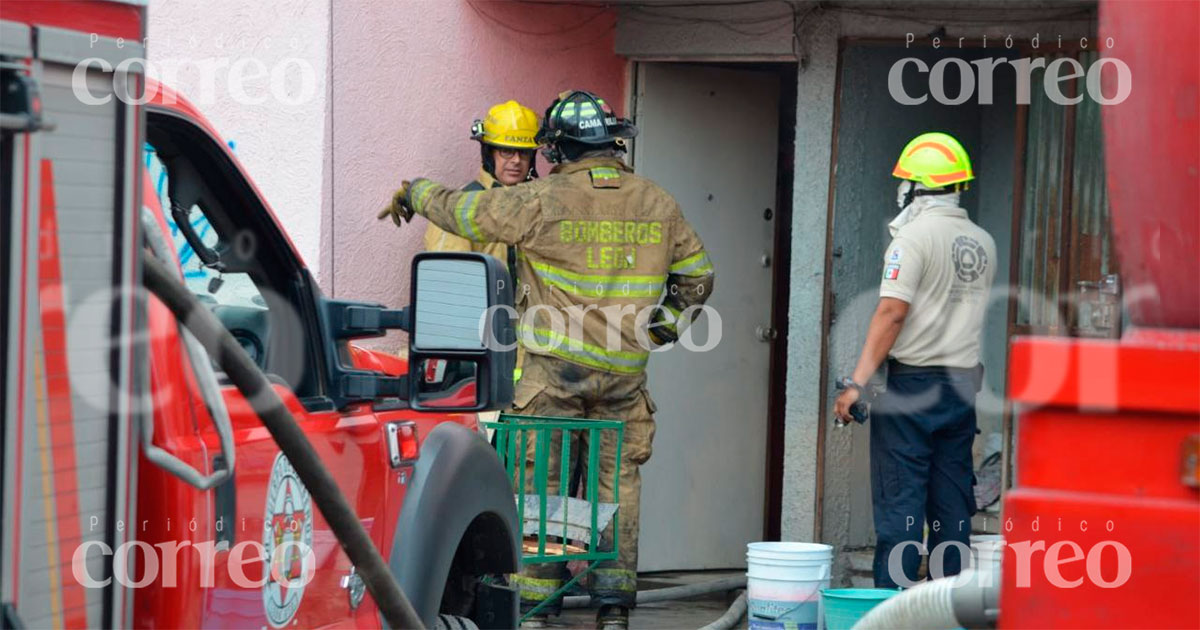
[145,107,332,410]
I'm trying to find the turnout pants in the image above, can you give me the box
[870,361,979,588]
[508,353,657,613]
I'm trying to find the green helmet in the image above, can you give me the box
[892,132,974,188]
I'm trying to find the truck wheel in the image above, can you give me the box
[435,614,480,630]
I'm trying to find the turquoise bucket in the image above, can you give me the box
[821,588,900,630]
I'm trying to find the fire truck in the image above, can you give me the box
[1,2,520,628]
[999,0,1200,627]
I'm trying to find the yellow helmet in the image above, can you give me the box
[892,132,974,188]
[471,100,539,149]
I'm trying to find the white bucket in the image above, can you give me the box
[746,542,834,630]
[970,534,1005,572]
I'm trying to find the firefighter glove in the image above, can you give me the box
[647,325,678,348]
[377,181,416,226]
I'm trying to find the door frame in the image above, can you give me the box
[627,59,797,543]
[817,37,1051,536]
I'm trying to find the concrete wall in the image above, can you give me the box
[615,3,1095,567]
[324,0,627,352]
[147,0,329,273]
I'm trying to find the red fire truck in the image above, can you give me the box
[1000,0,1200,628]
[2,2,520,628]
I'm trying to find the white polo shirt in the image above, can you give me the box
[879,206,997,368]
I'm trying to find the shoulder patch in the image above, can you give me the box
[589,167,622,189]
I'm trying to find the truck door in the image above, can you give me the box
[134,109,391,629]
[0,10,144,628]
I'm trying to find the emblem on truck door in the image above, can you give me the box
[262,453,315,627]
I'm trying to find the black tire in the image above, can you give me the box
[435,613,480,630]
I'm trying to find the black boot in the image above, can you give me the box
[596,605,628,630]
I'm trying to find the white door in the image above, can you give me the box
[633,63,780,571]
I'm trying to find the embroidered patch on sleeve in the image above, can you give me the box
[884,264,901,280]
[889,247,903,262]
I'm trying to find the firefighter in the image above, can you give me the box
[424,100,538,387]
[833,132,997,588]
[424,99,539,267]
[378,90,715,629]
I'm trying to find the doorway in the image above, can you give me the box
[819,41,1114,564]
[820,43,1020,554]
[631,62,795,571]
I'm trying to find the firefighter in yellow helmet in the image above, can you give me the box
[424,100,539,264]
[423,101,538,388]
[834,132,996,589]
[380,90,715,629]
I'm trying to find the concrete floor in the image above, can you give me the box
[548,570,745,630]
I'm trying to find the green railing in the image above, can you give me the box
[483,413,624,620]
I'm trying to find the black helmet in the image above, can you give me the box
[536,90,637,162]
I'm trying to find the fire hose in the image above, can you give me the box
[143,255,424,630]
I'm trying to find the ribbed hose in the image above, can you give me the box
[852,567,1000,630]
[698,591,747,630]
[561,576,748,608]
[851,577,957,630]
[143,256,424,630]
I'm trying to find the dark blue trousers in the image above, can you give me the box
[870,364,978,588]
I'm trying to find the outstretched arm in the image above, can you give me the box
[406,178,542,246]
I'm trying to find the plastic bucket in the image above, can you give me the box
[822,588,900,630]
[746,543,833,630]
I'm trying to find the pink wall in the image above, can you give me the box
[323,0,626,350]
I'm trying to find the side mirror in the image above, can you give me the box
[408,253,515,411]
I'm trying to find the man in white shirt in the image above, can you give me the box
[834,132,997,588]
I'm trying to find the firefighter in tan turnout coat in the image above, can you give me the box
[379,90,715,629]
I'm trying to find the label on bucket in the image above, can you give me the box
[748,598,819,628]
[748,617,816,630]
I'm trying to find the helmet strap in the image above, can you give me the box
[480,143,496,178]
[541,144,563,164]
[900,180,960,210]
[901,180,918,209]
[914,187,958,197]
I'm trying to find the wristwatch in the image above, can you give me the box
[838,376,866,397]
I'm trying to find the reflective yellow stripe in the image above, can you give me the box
[669,251,714,276]
[658,303,682,333]
[510,575,560,600]
[524,257,665,298]
[591,568,638,593]
[513,367,523,383]
[590,167,620,180]
[410,179,436,213]
[454,191,483,241]
[518,325,648,375]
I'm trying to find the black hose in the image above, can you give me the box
[562,576,747,608]
[143,255,424,630]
